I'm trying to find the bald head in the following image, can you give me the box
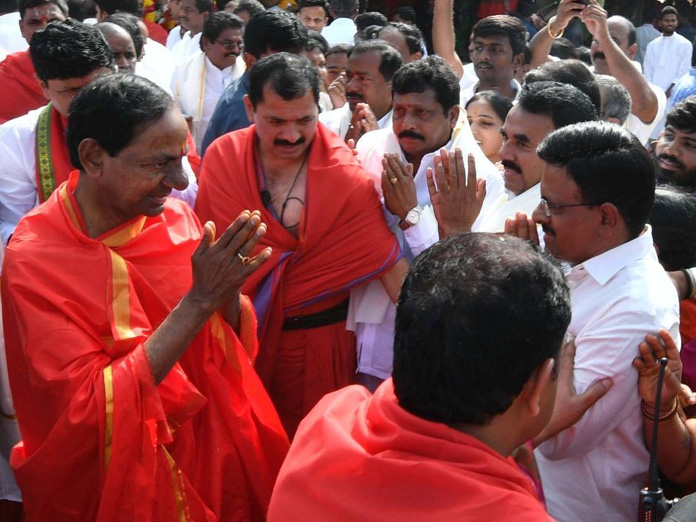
[97,22,138,72]
[590,15,637,74]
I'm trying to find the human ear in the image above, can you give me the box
[78,138,106,178]
[522,358,555,417]
[242,94,255,123]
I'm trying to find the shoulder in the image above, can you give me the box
[0,107,42,142]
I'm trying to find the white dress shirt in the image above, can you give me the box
[320,17,356,47]
[0,107,199,244]
[347,115,505,378]
[535,227,680,522]
[460,78,521,107]
[166,24,184,50]
[626,82,667,145]
[0,12,27,55]
[477,182,540,232]
[171,31,202,65]
[172,51,244,149]
[136,38,176,93]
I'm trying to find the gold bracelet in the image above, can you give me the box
[641,399,678,423]
[547,16,565,39]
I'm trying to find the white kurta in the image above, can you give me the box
[170,31,202,66]
[318,103,393,140]
[347,114,505,378]
[477,182,541,233]
[320,18,356,47]
[0,12,27,55]
[644,33,692,92]
[535,228,680,522]
[136,38,176,93]
[0,107,199,244]
[166,24,184,50]
[172,51,245,150]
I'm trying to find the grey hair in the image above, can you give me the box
[596,74,632,125]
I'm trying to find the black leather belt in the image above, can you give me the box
[282,299,350,331]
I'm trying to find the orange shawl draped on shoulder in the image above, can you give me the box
[195,124,401,381]
[3,173,288,522]
[268,380,555,522]
[0,51,45,124]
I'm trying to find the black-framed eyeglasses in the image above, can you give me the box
[217,40,244,50]
[539,197,595,218]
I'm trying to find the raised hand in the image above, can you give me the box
[426,149,485,238]
[504,212,540,246]
[633,330,683,409]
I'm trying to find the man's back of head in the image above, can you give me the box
[329,0,356,20]
[595,74,631,125]
[393,233,570,433]
[244,9,308,60]
[524,59,601,115]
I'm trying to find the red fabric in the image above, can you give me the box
[268,379,556,522]
[0,51,45,124]
[35,105,73,202]
[186,132,201,178]
[3,173,289,521]
[195,123,401,435]
[144,19,168,46]
[476,0,519,19]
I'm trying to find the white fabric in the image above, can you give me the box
[319,103,392,140]
[625,82,667,146]
[348,115,505,378]
[535,227,680,522]
[166,25,184,50]
[459,61,478,92]
[636,23,661,66]
[171,31,202,65]
[136,38,176,93]
[644,33,692,92]
[0,47,6,64]
[320,18,356,47]
[460,78,521,107]
[0,107,199,244]
[172,51,245,150]
[0,12,27,55]
[477,182,540,232]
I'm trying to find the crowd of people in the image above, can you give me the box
[2,0,696,520]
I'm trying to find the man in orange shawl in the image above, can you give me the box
[0,0,68,123]
[0,20,199,244]
[2,72,288,521]
[268,234,571,521]
[195,53,407,437]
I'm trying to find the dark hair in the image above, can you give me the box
[466,90,512,122]
[0,0,17,13]
[517,81,597,130]
[650,187,696,271]
[93,0,139,15]
[472,15,527,56]
[661,5,679,19]
[306,29,329,55]
[576,45,591,65]
[349,39,402,81]
[393,5,415,23]
[67,73,173,169]
[524,59,602,115]
[30,19,114,82]
[233,0,264,18]
[393,56,458,114]
[393,233,570,426]
[244,10,308,58]
[298,0,328,16]
[104,12,143,58]
[379,21,422,55]
[248,52,320,109]
[326,42,352,57]
[666,97,696,134]
[538,121,655,238]
[355,11,387,31]
[201,11,243,51]
[549,37,578,60]
[19,0,68,18]
[329,0,357,18]
[193,0,214,14]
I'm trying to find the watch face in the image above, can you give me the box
[406,208,420,225]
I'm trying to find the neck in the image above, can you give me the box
[372,104,391,123]
[478,76,515,99]
[402,134,451,174]
[74,178,124,238]
[452,417,520,457]
[259,146,308,180]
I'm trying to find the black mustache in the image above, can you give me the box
[398,130,425,140]
[593,52,606,61]
[274,137,306,147]
[346,91,363,99]
[658,153,685,169]
[501,160,521,173]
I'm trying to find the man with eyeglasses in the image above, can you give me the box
[508,120,679,522]
[172,12,246,149]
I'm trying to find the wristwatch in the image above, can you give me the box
[399,205,422,230]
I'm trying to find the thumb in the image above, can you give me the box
[194,221,216,256]
[579,378,612,409]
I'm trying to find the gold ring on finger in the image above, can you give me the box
[390,177,398,185]
[237,252,251,265]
